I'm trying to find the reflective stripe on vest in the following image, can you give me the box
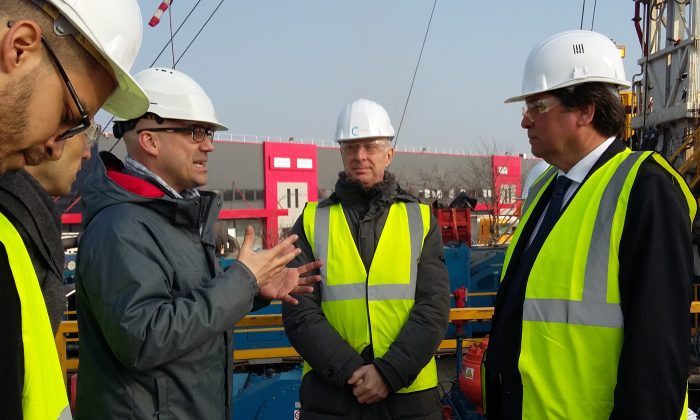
[503,150,695,419]
[302,201,437,393]
[0,213,71,419]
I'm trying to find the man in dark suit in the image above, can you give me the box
[486,30,696,419]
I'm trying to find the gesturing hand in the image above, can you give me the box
[236,226,300,288]
[259,260,323,304]
[347,364,389,404]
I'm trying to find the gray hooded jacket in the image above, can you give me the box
[75,152,259,420]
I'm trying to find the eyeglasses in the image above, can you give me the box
[137,126,216,143]
[84,123,102,148]
[522,97,561,123]
[339,139,389,154]
[40,35,91,141]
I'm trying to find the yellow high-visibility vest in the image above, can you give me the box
[502,150,694,419]
[302,201,437,393]
[0,212,71,419]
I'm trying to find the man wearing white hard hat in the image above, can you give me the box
[0,1,148,419]
[74,67,321,419]
[282,99,450,419]
[487,30,696,419]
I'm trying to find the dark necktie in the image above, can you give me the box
[528,175,572,250]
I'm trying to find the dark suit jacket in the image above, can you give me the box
[486,140,693,419]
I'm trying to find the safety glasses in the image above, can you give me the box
[137,126,215,143]
[41,35,91,141]
[339,139,390,154]
[522,97,561,123]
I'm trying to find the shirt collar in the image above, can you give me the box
[123,156,200,200]
[559,136,615,183]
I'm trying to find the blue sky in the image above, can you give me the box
[113,1,642,155]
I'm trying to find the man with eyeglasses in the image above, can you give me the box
[486,30,696,419]
[0,1,148,419]
[73,68,321,420]
[0,122,99,342]
[282,98,450,419]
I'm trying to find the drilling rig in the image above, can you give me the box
[631,0,700,193]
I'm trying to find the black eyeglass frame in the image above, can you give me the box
[40,35,91,141]
[136,126,215,143]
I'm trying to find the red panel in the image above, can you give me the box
[62,213,82,225]
[491,155,522,215]
[219,209,288,219]
[263,142,318,247]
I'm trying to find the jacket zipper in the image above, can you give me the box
[359,205,374,360]
[365,271,372,359]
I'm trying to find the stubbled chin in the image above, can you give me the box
[24,148,47,166]
[3,154,26,172]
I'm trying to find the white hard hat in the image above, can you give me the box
[130,67,228,131]
[44,0,148,119]
[505,30,630,103]
[521,160,551,200]
[335,99,395,142]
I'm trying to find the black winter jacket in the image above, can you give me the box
[75,153,262,420]
[282,172,451,419]
[0,170,68,420]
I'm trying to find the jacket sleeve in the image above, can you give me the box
[372,214,451,392]
[282,214,366,388]
[610,159,692,419]
[77,213,258,371]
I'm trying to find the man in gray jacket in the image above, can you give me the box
[282,99,450,419]
[75,68,320,419]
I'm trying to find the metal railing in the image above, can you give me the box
[212,132,488,156]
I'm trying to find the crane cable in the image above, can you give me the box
[175,0,225,67]
[590,0,597,30]
[394,0,438,148]
[580,0,596,31]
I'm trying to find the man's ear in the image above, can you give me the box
[1,19,43,73]
[138,131,159,157]
[576,102,596,127]
[385,148,394,168]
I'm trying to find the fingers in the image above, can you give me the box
[280,294,299,305]
[237,225,256,259]
[349,365,388,404]
[273,234,298,253]
[290,285,314,295]
[296,260,323,276]
[347,369,364,386]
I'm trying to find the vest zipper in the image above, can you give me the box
[364,271,373,360]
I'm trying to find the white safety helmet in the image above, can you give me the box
[127,67,228,131]
[506,30,630,103]
[44,0,148,119]
[335,99,395,142]
[521,160,551,200]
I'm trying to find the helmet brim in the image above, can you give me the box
[504,77,631,103]
[336,135,394,143]
[52,3,149,120]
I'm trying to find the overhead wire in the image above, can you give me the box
[580,0,586,30]
[394,0,438,148]
[169,2,176,68]
[174,0,225,67]
[590,0,597,30]
[149,0,204,67]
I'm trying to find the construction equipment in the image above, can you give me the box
[631,0,700,191]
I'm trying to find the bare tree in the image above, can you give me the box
[456,139,518,245]
[414,164,464,204]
